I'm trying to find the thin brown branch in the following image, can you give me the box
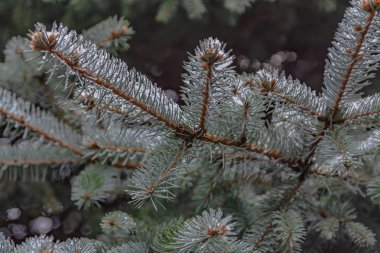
[46,48,182,131]
[0,108,83,156]
[199,133,297,168]
[77,93,129,116]
[112,161,142,170]
[239,101,249,143]
[198,67,212,131]
[86,141,145,153]
[146,140,192,195]
[197,49,224,132]
[331,10,376,116]
[340,110,380,122]
[271,88,324,117]
[309,166,371,182]
[244,77,324,118]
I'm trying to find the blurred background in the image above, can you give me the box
[0,0,378,252]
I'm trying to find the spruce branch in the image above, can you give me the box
[182,0,207,20]
[15,235,55,253]
[107,242,149,253]
[3,0,380,251]
[75,89,130,117]
[339,93,380,125]
[100,211,136,236]
[197,50,213,132]
[156,0,180,23]
[0,233,14,253]
[314,127,362,175]
[345,221,376,248]
[29,23,184,131]
[29,27,295,168]
[182,38,234,133]
[253,178,306,250]
[152,208,245,252]
[273,210,307,253]
[71,164,119,209]
[127,139,193,209]
[355,128,380,155]
[0,87,82,156]
[224,0,257,14]
[323,0,380,115]
[0,142,78,167]
[55,238,97,253]
[250,69,327,118]
[198,133,297,168]
[83,16,134,52]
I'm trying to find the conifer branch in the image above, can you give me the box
[156,0,180,23]
[51,49,181,130]
[83,16,134,52]
[331,10,376,115]
[199,133,297,167]
[128,139,193,208]
[309,166,371,182]
[29,25,184,131]
[253,178,306,250]
[29,27,301,172]
[323,1,380,113]
[83,126,150,170]
[198,63,212,132]
[275,91,323,118]
[96,24,132,49]
[197,48,223,132]
[76,91,129,117]
[251,69,327,118]
[339,94,380,124]
[0,107,82,156]
[341,111,380,121]
[0,143,78,167]
[0,88,82,156]
[1,0,379,251]
[153,139,191,188]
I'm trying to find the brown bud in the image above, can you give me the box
[29,31,57,51]
[353,25,363,32]
[361,0,380,12]
[207,224,227,236]
[202,62,210,70]
[345,48,353,54]
[86,141,100,149]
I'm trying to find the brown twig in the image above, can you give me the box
[331,10,376,116]
[86,141,145,153]
[0,108,82,156]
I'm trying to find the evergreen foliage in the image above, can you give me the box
[1,0,380,252]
